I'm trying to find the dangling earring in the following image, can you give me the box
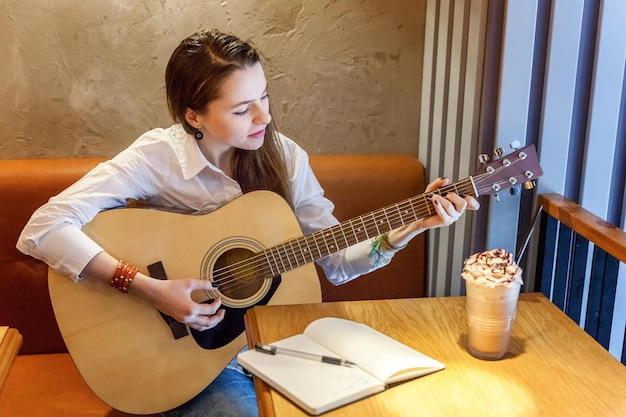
[194,129,204,140]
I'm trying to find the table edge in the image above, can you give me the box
[0,328,23,392]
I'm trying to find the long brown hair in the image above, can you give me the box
[165,29,290,205]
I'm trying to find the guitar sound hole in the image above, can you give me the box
[214,248,264,300]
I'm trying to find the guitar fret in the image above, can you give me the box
[338,224,349,249]
[272,248,283,274]
[282,243,294,270]
[423,193,432,215]
[263,252,277,277]
[371,212,381,235]
[287,242,297,266]
[298,238,307,259]
[328,229,339,253]
[405,201,415,222]
[350,218,363,242]
[406,200,418,223]
[289,242,302,266]
[408,197,418,224]
[463,178,477,197]
[357,220,368,243]
[351,220,361,245]
[295,239,309,264]
[327,230,337,252]
[321,231,332,256]
[349,219,360,243]
[303,237,315,262]
[359,216,370,239]
[276,247,287,273]
[311,232,324,258]
[392,204,405,229]
[269,248,281,275]
[382,207,392,230]
[289,243,298,267]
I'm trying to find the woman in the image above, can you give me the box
[17,28,478,416]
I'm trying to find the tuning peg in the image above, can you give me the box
[509,140,522,150]
[493,147,504,158]
[493,193,500,202]
[524,180,536,190]
[509,185,520,195]
[479,154,490,165]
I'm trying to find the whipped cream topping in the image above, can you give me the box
[461,249,523,287]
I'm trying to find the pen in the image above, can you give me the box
[254,343,357,367]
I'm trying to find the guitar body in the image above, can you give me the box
[48,190,321,414]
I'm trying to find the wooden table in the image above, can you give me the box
[244,293,626,417]
[0,327,22,392]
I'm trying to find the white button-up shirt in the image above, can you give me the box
[17,124,391,285]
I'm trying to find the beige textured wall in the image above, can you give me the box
[0,0,425,159]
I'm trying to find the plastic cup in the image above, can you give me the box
[465,279,521,360]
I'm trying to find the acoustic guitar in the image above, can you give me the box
[48,144,542,414]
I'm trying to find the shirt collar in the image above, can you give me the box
[172,125,219,180]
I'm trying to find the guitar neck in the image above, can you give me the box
[259,143,545,277]
[260,177,477,277]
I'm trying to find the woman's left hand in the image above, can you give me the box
[418,177,480,230]
[386,177,480,247]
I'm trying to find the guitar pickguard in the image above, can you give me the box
[149,258,282,349]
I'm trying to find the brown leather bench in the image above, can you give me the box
[0,155,426,416]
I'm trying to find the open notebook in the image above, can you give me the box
[238,317,445,415]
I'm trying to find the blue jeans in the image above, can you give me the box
[162,358,259,417]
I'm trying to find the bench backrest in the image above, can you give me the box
[0,155,426,354]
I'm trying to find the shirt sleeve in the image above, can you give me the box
[16,139,169,281]
[285,139,394,286]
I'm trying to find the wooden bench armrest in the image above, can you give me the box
[538,193,626,264]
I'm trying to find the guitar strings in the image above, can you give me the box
[204,160,524,296]
[204,180,475,295]
[208,175,494,295]
[208,176,492,296]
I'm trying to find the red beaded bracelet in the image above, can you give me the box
[110,260,138,294]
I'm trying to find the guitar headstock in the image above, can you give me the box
[471,144,543,198]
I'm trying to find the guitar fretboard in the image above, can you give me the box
[211,143,543,298]
[222,177,477,282]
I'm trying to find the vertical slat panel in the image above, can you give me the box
[536,214,557,297]
[486,0,539,252]
[536,0,586,196]
[552,224,572,311]
[566,234,589,323]
[576,0,624,357]
[597,255,619,348]
[612,264,626,365]
[579,0,626,216]
[622,325,626,365]
[418,0,438,165]
[420,0,489,296]
[434,0,465,296]
[449,0,489,296]
[419,0,438,297]
[585,249,608,344]
[430,0,453,297]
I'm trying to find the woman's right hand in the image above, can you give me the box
[132,274,226,331]
[82,252,225,332]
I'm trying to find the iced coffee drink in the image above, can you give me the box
[461,249,523,360]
